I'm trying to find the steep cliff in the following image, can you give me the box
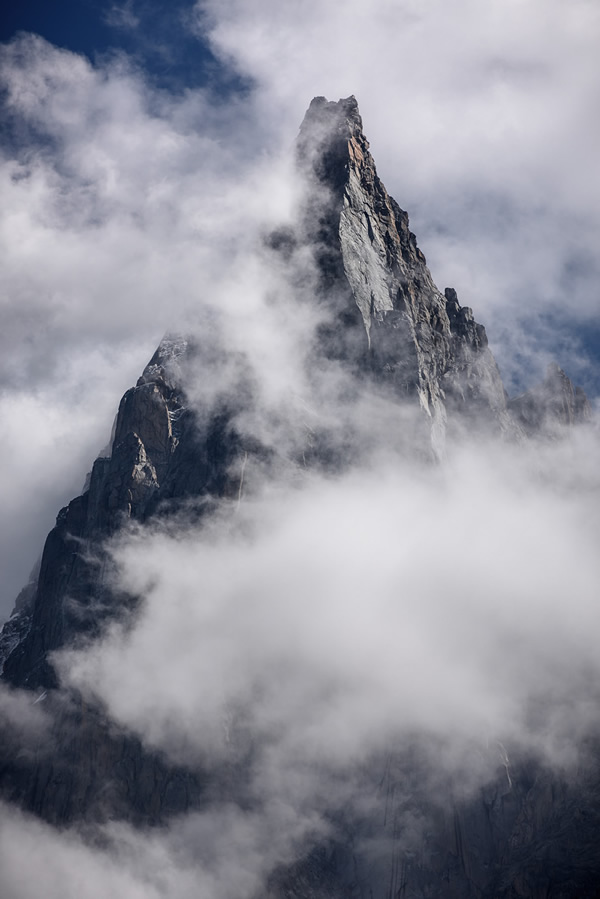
[0,96,596,896]
[296,96,513,449]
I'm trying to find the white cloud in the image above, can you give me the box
[0,796,326,899]
[0,682,51,749]
[59,426,600,772]
[43,423,599,895]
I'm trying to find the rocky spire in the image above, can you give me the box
[295,96,514,448]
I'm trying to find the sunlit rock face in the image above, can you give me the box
[0,97,596,895]
[296,95,514,449]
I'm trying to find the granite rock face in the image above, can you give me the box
[1,335,249,693]
[0,335,247,823]
[271,747,600,899]
[296,96,514,449]
[0,97,596,894]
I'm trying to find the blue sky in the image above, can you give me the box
[0,0,234,92]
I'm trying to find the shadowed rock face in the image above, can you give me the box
[266,746,600,899]
[0,97,597,894]
[0,337,247,822]
[509,362,592,436]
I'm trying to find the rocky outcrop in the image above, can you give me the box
[2,338,181,689]
[0,333,247,822]
[0,334,251,691]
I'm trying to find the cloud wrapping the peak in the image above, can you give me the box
[200,0,600,389]
[1,3,598,614]
[60,429,600,772]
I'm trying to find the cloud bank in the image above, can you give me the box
[59,430,600,770]
[2,422,598,898]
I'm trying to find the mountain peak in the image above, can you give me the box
[304,94,361,124]
[0,96,596,899]
[294,94,513,443]
[296,94,365,181]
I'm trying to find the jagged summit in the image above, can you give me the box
[295,95,590,445]
[302,94,361,126]
[297,95,363,164]
[295,94,514,444]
